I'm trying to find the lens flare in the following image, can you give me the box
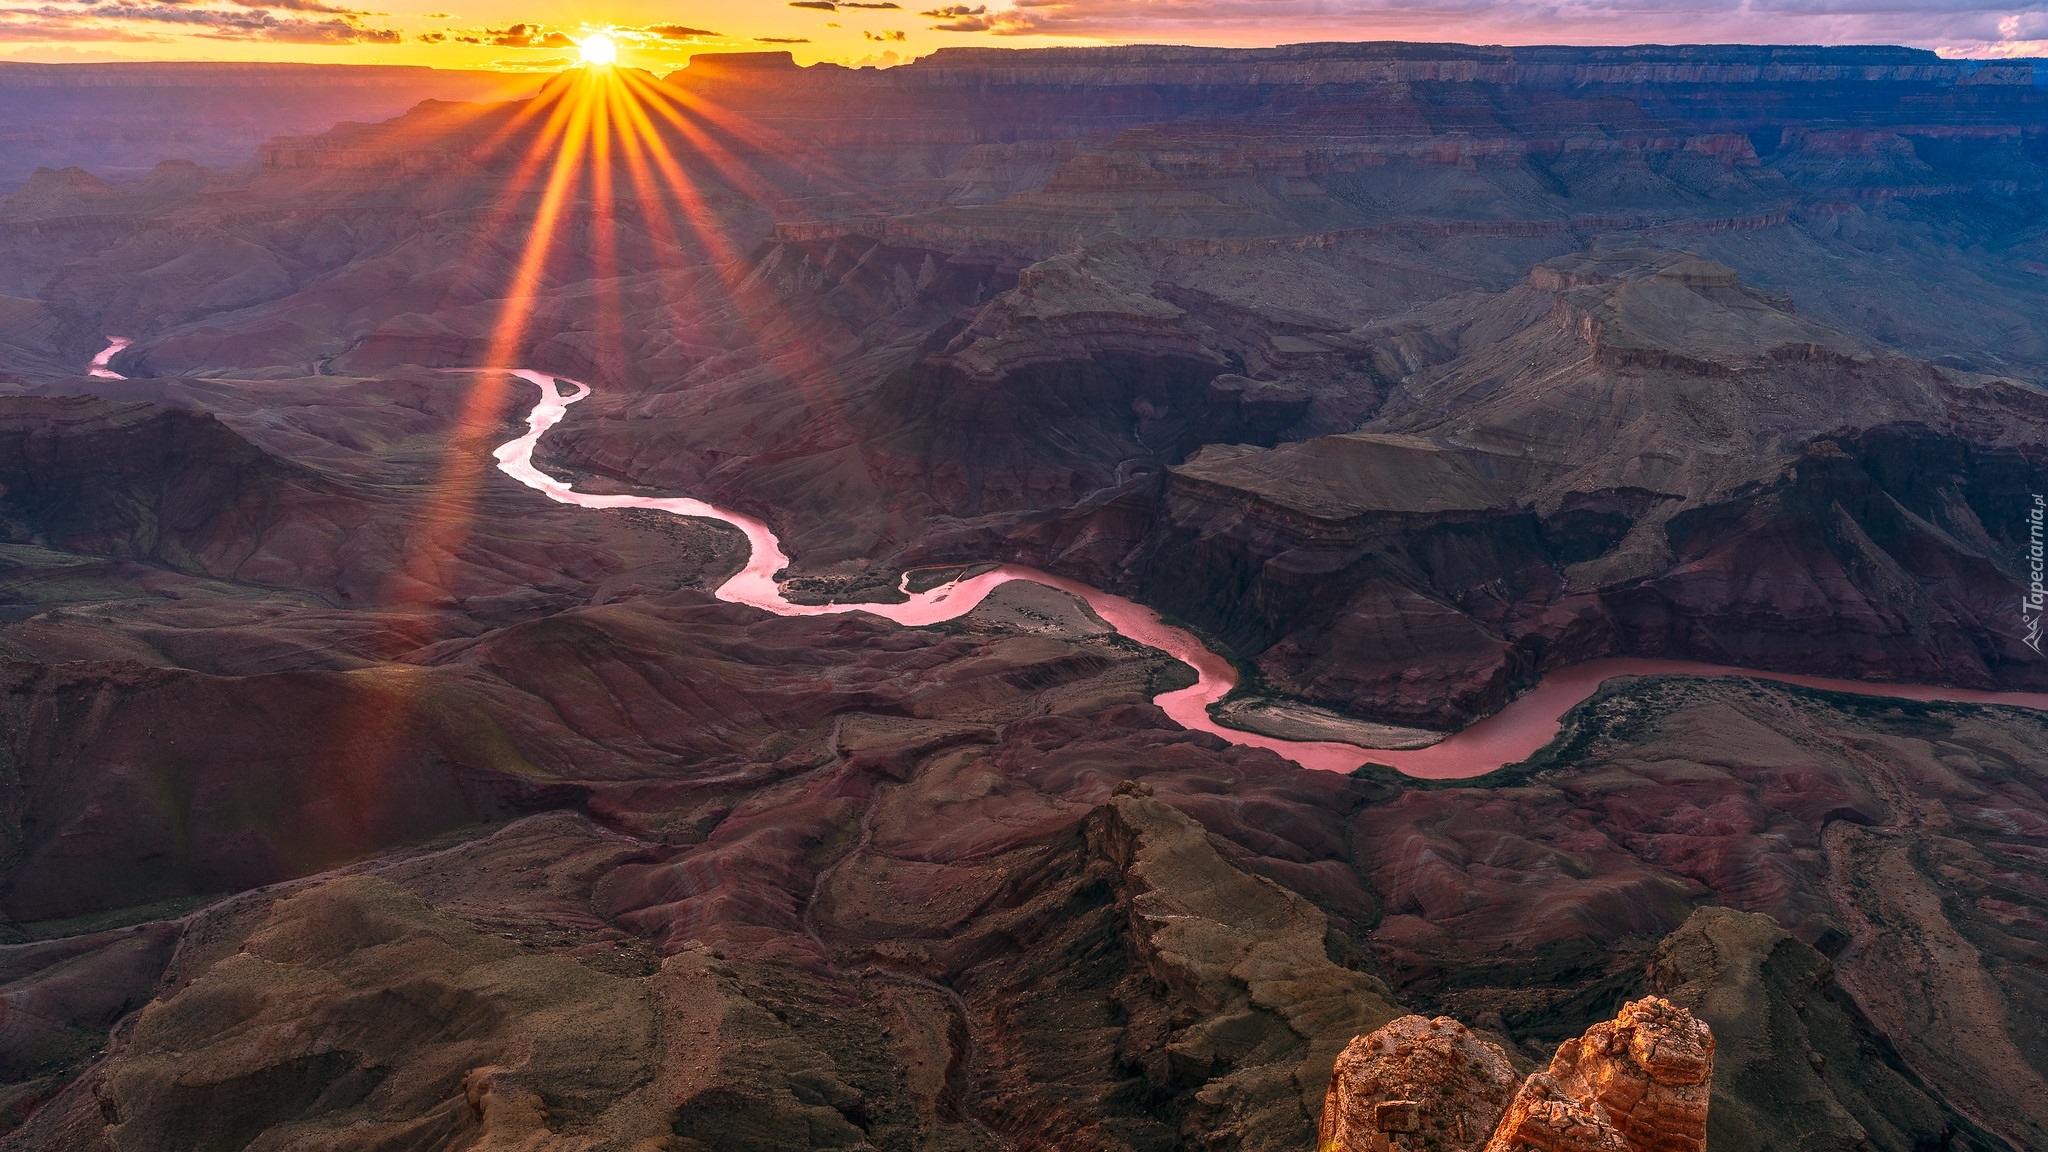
[325,56,871,804]
[577,32,617,67]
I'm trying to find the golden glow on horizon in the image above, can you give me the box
[5,0,2046,67]
[576,32,617,67]
[0,2,1109,69]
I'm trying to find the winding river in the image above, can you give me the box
[82,342,2048,779]
[489,369,2048,779]
[87,336,130,379]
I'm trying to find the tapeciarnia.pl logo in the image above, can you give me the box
[2026,493,2045,655]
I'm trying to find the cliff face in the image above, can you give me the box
[651,42,2045,234]
[1095,252,2048,725]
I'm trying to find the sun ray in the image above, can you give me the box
[322,60,865,810]
[419,79,589,334]
[618,70,800,221]
[386,69,600,613]
[628,71,894,216]
[604,76,681,255]
[588,69,625,382]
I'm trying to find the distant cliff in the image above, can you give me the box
[671,42,2036,91]
[0,62,536,188]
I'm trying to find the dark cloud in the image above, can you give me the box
[231,15,395,40]
[864,26,905,38]
[645,22,718,38]
[843,2,902,7]
[788,0,835,8]
[468,20,568,46]
[8,1,400,40]
[921,2,988,27]
[755,34,809,41]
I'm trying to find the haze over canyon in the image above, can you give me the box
[0,40,2044,1152]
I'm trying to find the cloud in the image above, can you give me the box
[0,13,166,38]
[844,2,902,7]
[229,15,396,40]
[434,20,567,46]
[418,9,450,16]
[756,35,811,42]
[921,1,989,28]
[3,0,400,42]
[865,27,905,38]
[645,22,718,38]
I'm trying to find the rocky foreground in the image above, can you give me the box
[1320,996,1713,1152]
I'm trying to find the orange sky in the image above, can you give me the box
[2,0,2045,69]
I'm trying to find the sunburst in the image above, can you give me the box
[576,32,617,68]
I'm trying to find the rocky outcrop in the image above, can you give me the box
[1318,1015,1518,1152]
[1534,998,1713,1152]
[1321,999,1711,1152]
[1483,1074,1629,1152]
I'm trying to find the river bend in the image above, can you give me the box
[485,368,2048,779]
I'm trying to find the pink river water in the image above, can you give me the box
[87,337,131,379]
[482,368,2048,779]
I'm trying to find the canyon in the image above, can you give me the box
[0,41,2042,1150]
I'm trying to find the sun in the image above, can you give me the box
[577,32,618,67]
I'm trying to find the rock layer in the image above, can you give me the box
[1318,1016,1518,1152]
[1322,999,1712,1152]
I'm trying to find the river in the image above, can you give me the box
[83,343,2045,779]
[487,367,2048,779]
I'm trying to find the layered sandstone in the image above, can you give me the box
[1321,999,1713,1152]
[1318,1016,1518,1152]
[1525,998,1714,1152]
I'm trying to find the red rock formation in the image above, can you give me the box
[1317,1015,1520,1152]
[1323,999,1713,1152]
[1483,1073,1630,1152]
[1548,998,1714,1152]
